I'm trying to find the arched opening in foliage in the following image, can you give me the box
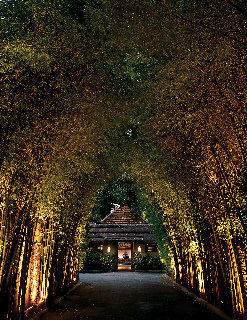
[86,177,172,272]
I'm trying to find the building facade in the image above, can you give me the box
[89,206,159,270]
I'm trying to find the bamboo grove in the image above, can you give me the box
[0,0,246,319]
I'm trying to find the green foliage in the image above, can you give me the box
[82,251,116,271]
[0,0,34,40]
[166,0,213,13]
[58,0,102,23]
[167,0,194,11]
[91,177,139,221]
[132,253,163,270]
[106,51,158,96]
[144,204,171,267]
[145,0,163,4]
[1,0,247,317]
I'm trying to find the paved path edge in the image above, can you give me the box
[167,276,234,320]
[26,282,81,320]
[27,274,234,320]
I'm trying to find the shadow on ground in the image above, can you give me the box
[38,272,230,320]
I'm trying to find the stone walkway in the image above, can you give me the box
[39,272,231,320]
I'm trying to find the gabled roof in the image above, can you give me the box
[101,206,147,224]
[89,206,156,243]
[89,224,156,242]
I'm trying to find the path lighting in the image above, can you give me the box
[107,246,111,253]
[138,246,141,252]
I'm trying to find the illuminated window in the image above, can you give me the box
[138,246,141,252]
[146,245,157,252]
[107,246,111,253]
[97,245,103,252]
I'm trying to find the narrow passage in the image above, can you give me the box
[39,272,229,320]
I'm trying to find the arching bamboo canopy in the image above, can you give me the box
[0,0,246,319]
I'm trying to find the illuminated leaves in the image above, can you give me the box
[106,51,159,96]
[0,0,246,317]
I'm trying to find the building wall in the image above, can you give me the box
[101,241,159,257]
[103,242,117,256]
[132,242,159,256]
[133,242,145,255]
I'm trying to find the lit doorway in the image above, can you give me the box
[118,242,131,270]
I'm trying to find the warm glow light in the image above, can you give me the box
[118,265,131,270]
[30,243,41,303]
[25,306,34,312]
[197,260,205,294]
[107,246,111,253]
[138,246,141,252]
[39,299,45,304]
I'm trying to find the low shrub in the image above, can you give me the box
[132,253,163,270]
[83,250,116,271]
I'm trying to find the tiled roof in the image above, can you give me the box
[101,206,147,224]
[89,206,156,243]
[89,224,156,242]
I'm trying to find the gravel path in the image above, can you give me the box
[38,272,230,320]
